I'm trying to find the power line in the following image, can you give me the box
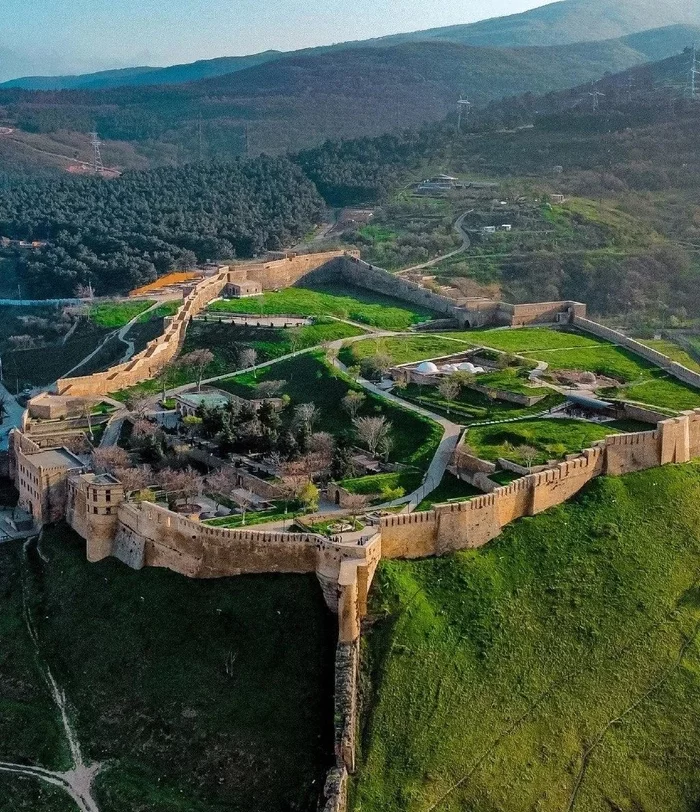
[89,132,104,174]
[457,97,472,132]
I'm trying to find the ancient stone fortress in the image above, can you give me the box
[10,250,700,811]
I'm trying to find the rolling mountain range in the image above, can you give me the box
[0,23,698,172]
[2,0,700,92]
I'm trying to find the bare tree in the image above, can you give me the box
[378,432,394,462]
[181,349,215,392]
[158,466,203,509]
[132,418,161,438]
[238,347,258,377]
[157,361,180,402]
[518,444,540,471]
[92,446,130,474]
[354,415,391,457]
[294,402,320,432]
[438,376,461,414]
[206,467,237,511]
[343,493,369,526]
[113,464,153,494]
[342,391,366,420]
[288,327,302,353]
[128,396,152,419]
[255,379,286,399]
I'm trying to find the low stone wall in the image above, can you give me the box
[573,316,700,390]
[173,445,284,501]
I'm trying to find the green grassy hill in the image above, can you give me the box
[354,462,700,811]
[0,525,335,811]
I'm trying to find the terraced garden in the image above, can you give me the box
[354,463,700,811]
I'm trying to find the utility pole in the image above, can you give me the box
[457,97,472,132]
[90,132,104,174]
[691,42,699,100]
[589,90,605,111]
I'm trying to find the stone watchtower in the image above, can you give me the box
[66,473,125,561]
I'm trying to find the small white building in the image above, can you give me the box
[481,226,497,235]
[500,224,512,232]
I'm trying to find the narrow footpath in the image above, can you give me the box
[0,537,102,811]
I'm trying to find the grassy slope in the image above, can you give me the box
[88,300,153,328]
[1,526,335,812]
[355,463,700,812]
[466,417,624,464]
[207,282,433,331]
[339,335,472,367]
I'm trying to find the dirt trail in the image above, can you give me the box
[0,537,103,811]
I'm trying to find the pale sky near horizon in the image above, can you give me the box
[0,0,553,80]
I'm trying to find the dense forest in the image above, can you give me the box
[0,157,323,296]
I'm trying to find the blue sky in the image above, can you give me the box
[1,0,550,79]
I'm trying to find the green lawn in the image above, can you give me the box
[339,335,472,367]
[438,327,606,352]
[114,320,364,401]
[88,300,153,328]
[340,471,424,500]
[137,300,180,322]
[218,353,443,471]
[604,377,700,413]
[0,526,335,812]
[466,418,624,465]
[522,345,657,382]
[207,282,433,331]
[415,473,482,511]
[354,463,700,811]
[204,501,304,529]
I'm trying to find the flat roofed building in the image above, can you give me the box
[16,446,87,524]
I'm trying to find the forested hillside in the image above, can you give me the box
[0,157,322,296]
[0,27,696,165]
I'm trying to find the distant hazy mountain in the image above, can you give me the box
[3,0,700,92]
[0,52,284,91]
[1,23,697,169]
[370,0,700,48]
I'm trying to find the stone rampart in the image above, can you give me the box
[573,316,700,389]
[382,413,700,558]
[243,250,351,290]
[339,255,585,328]
[55,252,352,398]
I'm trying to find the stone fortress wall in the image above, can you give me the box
[574,316,700,389]
[336,254,586,328]
[56,250,351,398]
[13,248,700,810]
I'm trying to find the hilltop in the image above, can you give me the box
[0,25,698,168]
[2,0,700,91]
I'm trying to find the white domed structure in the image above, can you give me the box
[458,362,485,374]
[441,364,458,373]
[416,361,439,374]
